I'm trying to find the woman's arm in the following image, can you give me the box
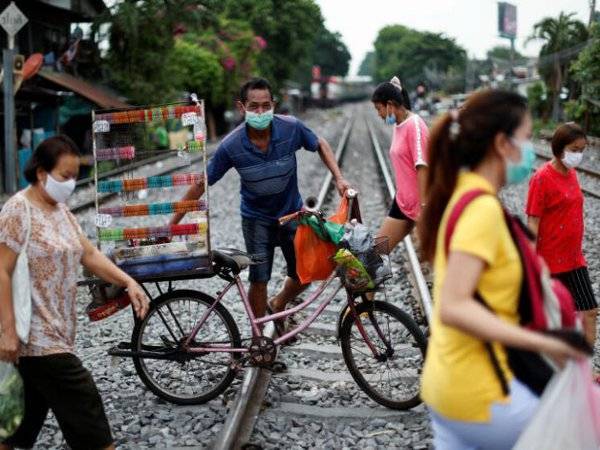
[527,216,540,238]
[0,244,20,362]
[416,165,428,206]
[80,237,149,318]
[441,250,586,364]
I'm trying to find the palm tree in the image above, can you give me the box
[527,12,588,121]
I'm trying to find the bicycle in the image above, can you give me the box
[114,194,427,410]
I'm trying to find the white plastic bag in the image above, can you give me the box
[514,359,600,450]
[11,193,32,344]
[0,362,24,439]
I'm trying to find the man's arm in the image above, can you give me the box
[316,137,351,196]
[171,176,205,225]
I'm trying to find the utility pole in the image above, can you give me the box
[590,0,597,28]
[0,2,27,194]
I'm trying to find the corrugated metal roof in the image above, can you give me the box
[38,69,129,109]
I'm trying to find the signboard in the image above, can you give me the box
[0,2,27,38]
[498,2,517,39]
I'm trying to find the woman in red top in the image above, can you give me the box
[526,122,597,347]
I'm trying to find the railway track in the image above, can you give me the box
[212,108,432,449]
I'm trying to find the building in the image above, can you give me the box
[1,0,128,192]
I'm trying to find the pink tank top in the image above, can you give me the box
[389,114,429,220]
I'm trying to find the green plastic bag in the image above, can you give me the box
[0,362,24,439]
[298,215,345,244]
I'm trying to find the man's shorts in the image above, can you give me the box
[241,217,298,283]
[2,353,113,450]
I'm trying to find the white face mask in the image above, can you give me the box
[44,174,76,203]
[561,151,583,169]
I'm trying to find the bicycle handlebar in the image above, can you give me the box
[278,189,358,226]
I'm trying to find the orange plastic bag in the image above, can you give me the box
[294,197,349,284]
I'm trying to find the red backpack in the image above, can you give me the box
[445,189,587,396]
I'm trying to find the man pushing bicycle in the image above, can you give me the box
[173,78,351,321]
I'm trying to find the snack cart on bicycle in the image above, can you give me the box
[81,97,426,410]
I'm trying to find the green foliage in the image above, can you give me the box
[486,45,524,62]
[567,22,600,134]
[358,52,375,77]
[527,81,550,119]
[313,29,351,77]
[372,25,466,92]
[168,39,225,105]
[527,12,588,119]
[222,0,323,93]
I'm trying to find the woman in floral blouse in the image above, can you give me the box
[0,136,148,450]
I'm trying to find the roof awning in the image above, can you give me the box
[37,69,129,109]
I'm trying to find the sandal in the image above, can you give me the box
[266,303,286,337]
[266,302,298,345]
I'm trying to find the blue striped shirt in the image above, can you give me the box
[207,115,319,222]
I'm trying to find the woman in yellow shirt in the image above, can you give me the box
[418,90,586,450]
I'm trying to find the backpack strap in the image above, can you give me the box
[444,188,510,396]
[444,189,487,256]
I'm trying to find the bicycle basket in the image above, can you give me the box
[334,236,392,292]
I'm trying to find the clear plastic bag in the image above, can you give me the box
[514,359,600,450]
[0,362,25,439]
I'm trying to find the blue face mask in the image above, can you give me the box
[506,139,535,185]
[385,114,396,125]
[245,109,274,130]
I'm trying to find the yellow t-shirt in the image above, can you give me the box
[420,171,523,422]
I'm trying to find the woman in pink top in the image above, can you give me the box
[371,76,429,249]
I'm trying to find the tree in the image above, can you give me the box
[94,0,221,104]
[312,29,351,77]
[486,45,524,63]
[222,0,324,93]
[358,51,375,77]
[566,22,600,134]
[527,12,588,121]
[373,25,466,92]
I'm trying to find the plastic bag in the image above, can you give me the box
[295,197,348,284]
[0,362,25,439]
[514,359,600,450]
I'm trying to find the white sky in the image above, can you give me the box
[315,0,593,75]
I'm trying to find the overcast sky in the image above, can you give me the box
[315,0,593,75]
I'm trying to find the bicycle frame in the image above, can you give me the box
[180,268,389,362]
[179,191,386,360]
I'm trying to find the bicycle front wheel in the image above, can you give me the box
[340,299,427,410]
[132,290,241,405]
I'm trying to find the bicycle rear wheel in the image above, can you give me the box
[132,289,241,405]
[340,298,427,410]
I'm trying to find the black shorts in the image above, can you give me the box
[2,353,113,450]
[388,199,413,222]
[554,267,598,311]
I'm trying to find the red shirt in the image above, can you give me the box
[525,161,586,274]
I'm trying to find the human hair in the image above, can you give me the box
[551,122,587,157]
[371,77,412,110]
[239,77,274,104]
[23,135,81,184]
[418,89,528,262]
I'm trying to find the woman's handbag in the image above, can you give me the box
[11,193,32,344]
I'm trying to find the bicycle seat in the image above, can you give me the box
[212,248,259,274]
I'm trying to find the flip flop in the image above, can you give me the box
[266,303,286,337]
[266,302,298,345]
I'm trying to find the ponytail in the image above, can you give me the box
[418,113,461,262]
[371,76,411,110]
[418,89,529,263]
